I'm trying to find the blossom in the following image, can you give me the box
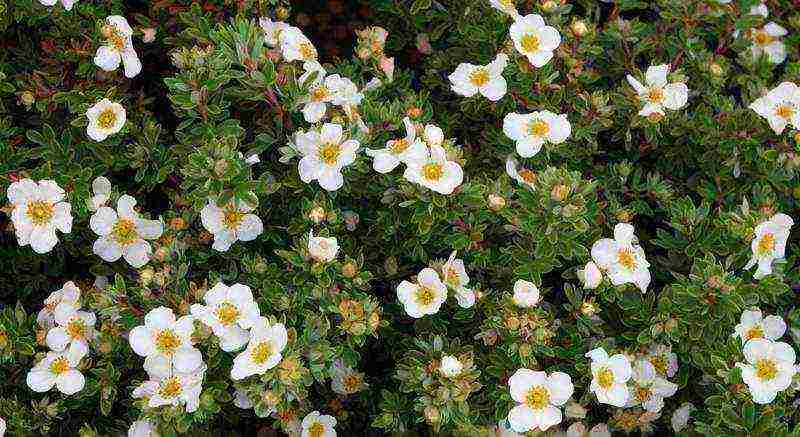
[442,251,475,308]
[39,0,77,11]
[301,411,337,437]
[129,307,203,378]
[448,54,508,101]
[507,368,574,432]
[566,423,611,437]
[308,230,339,262]
[37,281,81,328]
[506,157,537,189]
[26,348,86,395]
[230,318,288,380]
[200,195,263,252]
[744,213,793,278]
[86,98,126,142]
[733,308,787,344]
[397,267,448,318]
[509,14,560,67]
[439,355,463,377]
[585,347,632,407]
[90,195,163,268]
[750,82,800,135]
[590,223,651,293]
[512,279,541,308]
[298,61,334,123]
[89,176,111,211]
[94,16,142,78]
[577,261,602,289]
[328,75,364,109]
[671,402,695,433]
[626,64,688,117]
[281,26,317,62]
[489,0,520,19]
[7,178,72,254]
[295,123,360,191]
[128,420,160,437]
[748,23,787,64]
[403,144,464,195]
[365,117,427,174]
[330,359,367,395]
[190,282,261,352]
[646,344,679,378]
[259,17,288,47]
[132,365,206,413]
[45,308,95,357]
[503,111,571,158]
[626,359,678,413]
[735,338,797,404]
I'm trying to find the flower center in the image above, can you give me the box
[754,30,773,46]
[745,326,764,341]
[776,104,794,120]
[525,385,550,410]
[647,87,664,103]
[103,25,127,51]
[250,341,272,365]
[67,318,86,339]
[755,358,778,381]
[422,163,443,181]
[319,143,341,165]
[97,108,118,130]
[528,119,549,137]
[634,385,652,402]
[311,86,330,102]
[469,68,490,87]
[49,356,70,375]
[444,267,461,288]
[597,367,614,389]
[154,329,180,354]
[518,169,537,183]
[617,248,637,270]
[26,200,55,226]
[415,286,435,306]
[649,356,668,376]
[112,218,138,246]
[215,302,240,326]
[520,33,540,53]
[157,377,183,398]
[757,233,775,255]
[309,422,325,437]
[390,138,409,154]
[299,42,317,60]
[223,209,245,230]
[343,374,361,392]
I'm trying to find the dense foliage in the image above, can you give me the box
[1,0,800,436]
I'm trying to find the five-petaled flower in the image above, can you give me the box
[507,368,574,432]
[90,194,164,268]
[590,223,651,293]
[7,178,72,254]
[94,16,142,78]
[510,14,561,67]
[296,123,360,192]
[200,195,264,252]
[397,267,448,318]
[503,111,571,158]
[744,213,793,279]
[86,98,126,142]
[626,64,688,117]
[191,282,261,352]
[735,338,797,404]
[750,82,800,135]
[449,54,509,102]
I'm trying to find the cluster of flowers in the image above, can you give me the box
[396,251,476,318]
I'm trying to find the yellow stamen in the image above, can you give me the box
[617,249,637,270]
[757,233,775,255]
[311,86,329,102]
[215,302,240,326]
[776,105,794,120]
[154,329,180,354]
[597,367,614,389]
[416,286,435,306]
[520,34,540,53]
[223,209,245,230]
[157,377,183,398]
[525,386,550,409]
[390,138,409,154]
[318,143,340,165]
[649,356,668,376]
[745,326,764,341]
[755,358,777,381]
[635,386,652,402]
[422,163,443,181]
[647,87,664,103]
[528,119,549,137]
[97,108,118,130]
[112,219,138,246]
[66,318,86,339]
[518,169,536,183]
[299,42,317,60]
[754,30,773,46]
[469,69,490,87]
[251,341,272,365]
[26,200,55,226]
[309,422,325,437]
[49,356,70,375]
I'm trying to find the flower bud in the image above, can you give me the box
[578,261,602,289]
[571,20,589,37]
[487,194,506,211]
[407,107,423,118]
[416,33,433,54]
[169,217,187,231]
[19,91,35,108]
[142,27,157,43]
[550,184,570,202]
[341,261,358,278]
[308,206,326,224]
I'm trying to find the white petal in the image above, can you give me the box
[30,226,58,254]
[122,240,152,268]
[93,236,123,262]
[121,49,142,78]
[645,64,669,88]
[27,369,56,392]
[56,370,85,395]
[90,207,118,236]
[94,46,121,71]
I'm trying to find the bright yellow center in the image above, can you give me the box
[49,356,70,375]
[97,108,118,130]
[528,119,549,137]
[755,358,778,381]
[445,267,461,287]
[617,249,637,270]
[311,86,329,102]
[520,34,540,53]
[649,356,668,376]
[597,367,614,389]
[757,233,775,255]
[746,326,764,341]
[634,385,652,402]
[754,30,773,46]
[223,209,245,230]
[319,143,340,165]
[299,42,317,60]
[158,377,183,398]
[390,138,409,154]
[776,105,794,120]
[647,87,664,103]
[112,218,138,246]
[525,386,550,409]
[26,200,55,225]
[416,286,435,306]
[215,302,240,326]
[422,163,443,181]
[309,422,325,437]
[67,318,86,339]
[155,329,180,354]
[251,341,272,365]
[469,69,490,87]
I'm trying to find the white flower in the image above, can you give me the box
[397,267,448,318]
[301,411,337,437]
[190,282,261,352]
[671,402,695,433]
[295,123,360,191]
[281,26,317,62]
[132,365,206,413]
[744,213,793,278]
[626,359,678,413]
[507,368,574,432]
[512,279,541,308]
[403,144,464,195]
[328,74,364,108]
[750,82,800,135]
[0,417,4,437]
[448,54,508,101]
[128,420,160,437]
[259,17,288,47]
[365,117,427,174]
[45,308,95,358]
[39,0,77,10]
[230,318,288,380]
[577,261,602,289]
[566,422,611,437]
[510,14,561,67]
[7,178,72,254]
[200,195,263,252]
[590,223,651,293]
[646,344,679,378]
[90,195,163,268]
[37,281,81,328]
[489,0,520,19]
[86,98,126,142]
[308,230,339,262]
[749,3,768,17]
[298,61,334,123]
[233,389,253,409]
[585,347,632,407]
[626,64,688,117]
[94,16,141,78]
[26,348,86,395]
[129,307,203,378]
[733,308,787,344]
[330,359,366,395]
[506,157,537,189]
[442,251,475,308]
[503,111,571,158]
[735,338,797,404]
[420,123,444,148]
[89,176,111,211]
[748,23,787,64]
[439,355,463,377]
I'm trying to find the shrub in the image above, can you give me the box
[1,0,799,436]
